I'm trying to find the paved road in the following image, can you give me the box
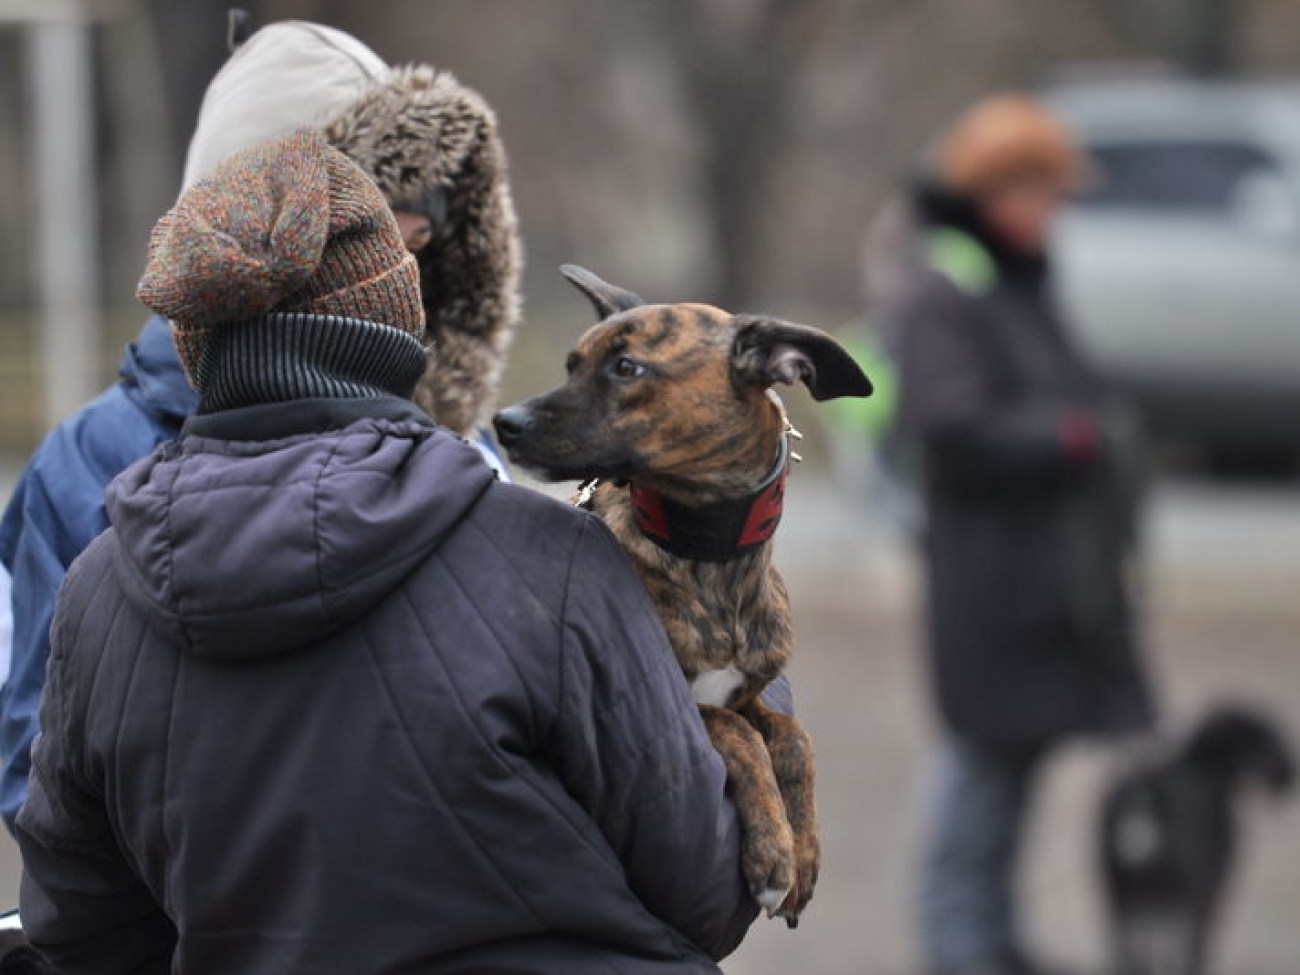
[731,475,1300,975]
[0,459,1296,973]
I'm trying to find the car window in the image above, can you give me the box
[1077,140,1281,211]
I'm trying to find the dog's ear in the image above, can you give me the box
[1186,706,1297,791]
[560,265,644,320]
[731,315,873,401]
[226,8,255,51]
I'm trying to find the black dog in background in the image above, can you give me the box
[0,946,56,975]
[1099,705,1295,975]
[0,913,57,975]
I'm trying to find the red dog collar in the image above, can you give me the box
[628,436,789,563]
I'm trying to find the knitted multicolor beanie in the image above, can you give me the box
[137,129,425,396]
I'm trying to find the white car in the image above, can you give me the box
[1048,78,1300,467]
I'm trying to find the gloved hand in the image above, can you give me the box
[1059,408,1102,465]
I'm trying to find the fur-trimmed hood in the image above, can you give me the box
[323,66,521,436]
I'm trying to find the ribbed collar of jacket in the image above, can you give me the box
[183,394,433,442]
[193,312,429,416]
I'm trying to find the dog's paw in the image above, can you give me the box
[742,819,795,920]
[774,886,810,928]
[738,816,795,925]
[774,883,812,927]
[774,822,820,927]
[755,886,791,917]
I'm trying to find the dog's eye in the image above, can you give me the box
[611,357,647,380]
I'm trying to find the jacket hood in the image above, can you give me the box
[118,316,199,423]
[322,66,521,437]
[104,401,495,660]
[180,21,386,193]
[180,20,520,439]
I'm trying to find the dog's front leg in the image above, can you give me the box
[739,699,819,926]
[698,704,795,917]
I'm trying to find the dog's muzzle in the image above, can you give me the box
[492,405,534,450]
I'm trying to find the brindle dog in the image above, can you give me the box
[493,266,872,925]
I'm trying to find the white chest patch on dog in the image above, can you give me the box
[1116,808,1162,865]
[691,665,745,707]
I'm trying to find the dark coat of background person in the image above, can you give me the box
[14,398,759,975]
[892,186,1154,753]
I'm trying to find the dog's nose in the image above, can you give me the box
[493,406,534,447]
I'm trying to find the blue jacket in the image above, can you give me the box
[17,397,758,973]
[0,317,197,831]
[0,320,518,832]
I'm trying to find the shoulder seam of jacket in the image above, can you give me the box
[357,608,545,925]
[554,513,598,748]
[382,582,640,927]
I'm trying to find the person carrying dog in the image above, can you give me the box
[14,130,764,974]
[887,94,1157,975]
[0,15,519,833]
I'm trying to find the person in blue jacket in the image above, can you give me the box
[0,17,522,832]
[0,319,197,831]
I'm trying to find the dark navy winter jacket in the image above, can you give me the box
[15,397,760,973]
[0,316,197,831]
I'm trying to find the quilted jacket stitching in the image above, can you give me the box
[358,599,547,927]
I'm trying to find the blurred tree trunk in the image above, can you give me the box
[145,0,233,171]
[1171,0,1246,76]
[0,36,27,308]
[654,0,833,308]
[99,12,178,301]
[1115,0,1249,76]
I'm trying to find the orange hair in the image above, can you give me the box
[937,94,1087,196]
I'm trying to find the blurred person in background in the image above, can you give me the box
[0,16,519,834]
[887,94,1155,975]
[16,130,759,974]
